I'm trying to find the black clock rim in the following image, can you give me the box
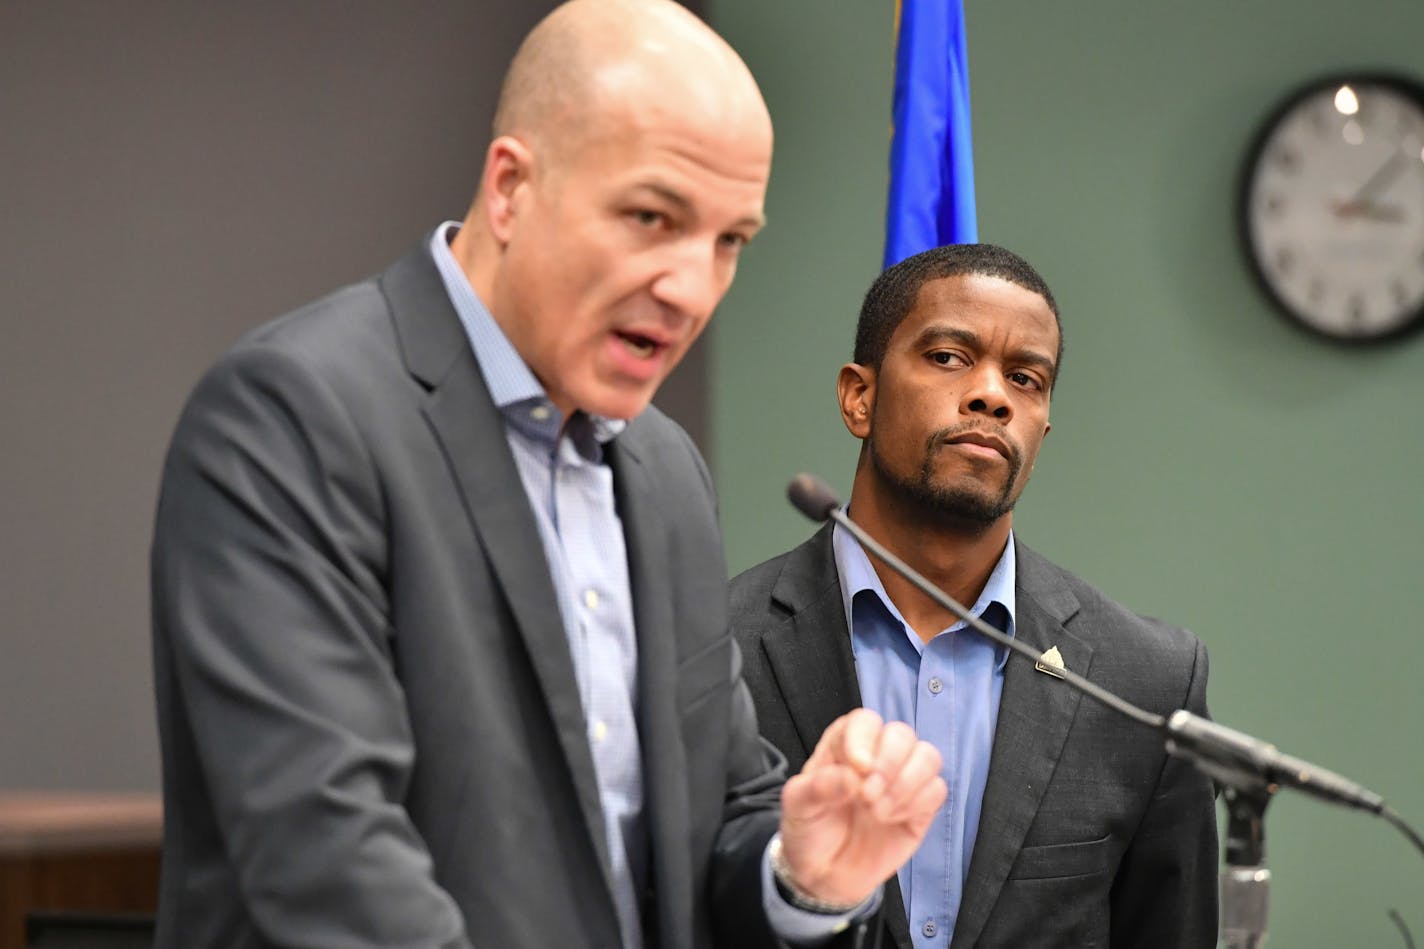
[1237,70,1424,345]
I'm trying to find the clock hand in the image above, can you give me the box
[1333,146,1411,220]
[1352,202,1406,223]
[1347,147,1408,206]
[1332,199,1407,223]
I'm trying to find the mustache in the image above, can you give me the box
[926,421,1023,468]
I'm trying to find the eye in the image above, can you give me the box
[1008,370,1044,391]
[717,231,750,253]
[928,350,968,367]
[630,209,667,228]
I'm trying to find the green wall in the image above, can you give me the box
[709,1,1424,945]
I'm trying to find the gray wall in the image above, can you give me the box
[0,1,716,792]
[709,0,1424,946]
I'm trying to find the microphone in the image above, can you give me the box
[787,472,841,523]
[1164,710,1383,813]
[786,472,1387,815]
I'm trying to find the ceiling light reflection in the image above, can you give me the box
[1335,85,1360,115]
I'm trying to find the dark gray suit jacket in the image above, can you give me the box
[151,240,849,949]
[729,525,1218,949]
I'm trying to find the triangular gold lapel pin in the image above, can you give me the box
[1035,645,1066,679]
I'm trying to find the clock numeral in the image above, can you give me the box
[1274,247,1296,275]
[1308,280,1326,304]
[1262,193,1287,216]
[1272,145,1301,174]
[1348,294,1366,324]
[1391,280,1410,306]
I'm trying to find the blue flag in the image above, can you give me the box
[883,0,977,268]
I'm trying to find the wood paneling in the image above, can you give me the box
[0,795,161,949]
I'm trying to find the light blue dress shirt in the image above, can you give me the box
[430,223,860,947]
[832,522,1015,947]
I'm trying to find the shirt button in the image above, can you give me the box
[530,404,551,421]
[927,676,943,695]
[584,589,600,610]
[591,720,608,743]
[922,920,938,938]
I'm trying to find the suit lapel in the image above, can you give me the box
[949,542,1092,949]
[760,526,863,762]
[608,434,694,949]
[382,243,617,905]
[757,527,914,949]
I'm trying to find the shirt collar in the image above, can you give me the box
[831,519,1017,669]
[429,222,626,452]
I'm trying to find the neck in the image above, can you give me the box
[448,216,577,421]
[846,466,1011,644]
[448,214,498,308]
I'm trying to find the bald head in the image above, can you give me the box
[451,0,772,421]
[492,0,768,160]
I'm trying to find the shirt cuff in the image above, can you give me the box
[761,837,882,946]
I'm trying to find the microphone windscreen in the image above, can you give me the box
[786,473,842,522]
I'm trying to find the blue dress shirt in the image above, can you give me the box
[832,522,1015,947]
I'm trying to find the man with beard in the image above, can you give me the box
[729,244,1219,948]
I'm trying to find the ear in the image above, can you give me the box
[837,363,875,440]
[481,135,536,246]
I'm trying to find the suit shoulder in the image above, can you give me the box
[163,274,408,483]
[1019,543,1208,715]
[183,272,408,421]
[728,548,796,621]
[729,527,838,632]
[228,276,396,381]
[1018,542,1204,671]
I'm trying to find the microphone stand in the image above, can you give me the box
[1220,786,1271,949]
[1162,715,1276,948]
[785,473,1424,948]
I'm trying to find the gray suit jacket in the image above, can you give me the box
[151,240,855,949]
[729,525,1218,949]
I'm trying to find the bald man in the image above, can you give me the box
[151,2,944,947]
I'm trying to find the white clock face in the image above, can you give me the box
[1245,79,1424,340]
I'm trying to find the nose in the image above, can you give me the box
[650,240,731,325]
[961,365,1012,421]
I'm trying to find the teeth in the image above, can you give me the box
[621,335,656,358]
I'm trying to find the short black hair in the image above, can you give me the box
[854,243,1063,376]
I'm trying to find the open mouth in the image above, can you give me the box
[616,331,662,359]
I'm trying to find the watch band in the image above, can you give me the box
[767,834,864,915]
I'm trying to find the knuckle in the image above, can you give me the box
[883,720,916,745]
[852,706,884,729]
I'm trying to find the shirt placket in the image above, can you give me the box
[913,633,956,946]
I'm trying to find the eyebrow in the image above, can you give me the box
[630,181,767,232]
[913,324,1058,382]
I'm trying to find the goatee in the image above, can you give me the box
[869,422,1024,532]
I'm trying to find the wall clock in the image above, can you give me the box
[1241,74,1424,342]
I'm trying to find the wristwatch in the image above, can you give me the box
[767,834,865,916]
